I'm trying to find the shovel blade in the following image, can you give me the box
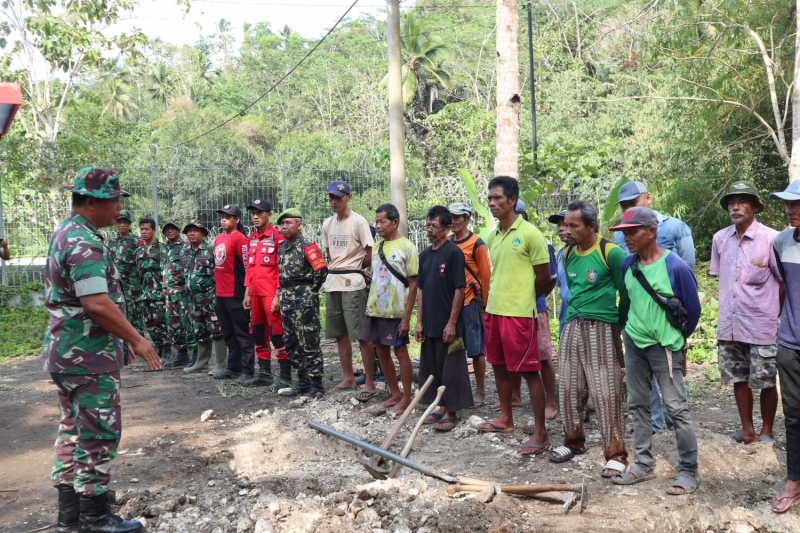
[357,456,390,480]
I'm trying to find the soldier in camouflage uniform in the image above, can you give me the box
[181,219,227,374]
[276,209,328,398]
[160,219,191,368]
[45,167,159,533]
[135,218,168,361]
[108,211,142,365]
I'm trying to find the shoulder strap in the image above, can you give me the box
[378,240,409,288]
[630,255,670,312]
[563,243,576,264]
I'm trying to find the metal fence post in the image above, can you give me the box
[150,158,159,228]
[281,166,287,211]
[0,174,6,287]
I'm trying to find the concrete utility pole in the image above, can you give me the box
[387,0,408,235]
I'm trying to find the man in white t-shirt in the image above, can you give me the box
[322,180,375,393]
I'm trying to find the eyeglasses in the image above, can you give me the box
[424,224,445,231]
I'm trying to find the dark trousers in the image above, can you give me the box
[216,296,255,376]
[419,337,473,413]
[777,344,800,480]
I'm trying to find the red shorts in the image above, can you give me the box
[483,313,541,372]
[250,294,283,337]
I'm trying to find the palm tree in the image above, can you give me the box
[382,12,452,117]
[101,79,138,119]
[495,0,520,178]
[146,64,172,110]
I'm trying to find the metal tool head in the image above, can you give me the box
[562,491,574,514]
[357,455,390,480]
[579,476,587,514]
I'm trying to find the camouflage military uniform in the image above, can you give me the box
[135,241,166,350]
[108,231,143,333]
[161,235,190,350]
[278,234,328,381]
[45,173,126,498]
[183,241,222,343]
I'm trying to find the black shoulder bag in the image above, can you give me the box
[378,240,408,288]
[630,257,689,338]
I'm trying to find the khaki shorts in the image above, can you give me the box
[325,289,368,339]
[717,340,777,389]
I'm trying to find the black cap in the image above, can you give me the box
[247,199,273,212]
[216,204,242,218]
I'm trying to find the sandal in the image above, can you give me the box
[772,493,800,513]
[423,412,444,425]
[353,390,380,403]
[611,464,656,485]
[601,459,628,478]
[518,441,551,456]
[666,471,700,495]
[758,435,775,443]
[433,417,460,432]
[549,446,575,463]
[327,385,359,394]
[729,430,755,445]
[475,420,514,434]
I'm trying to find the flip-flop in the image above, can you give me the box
[433,417,461,432]
[518,441,551,456]
[758,435,775,443]
[327,385,360,394]
[353,390,380,403]
[772,493,800,513]
[423,412,444,425]
[467,401,487,409]
[476,420,514,434]
[729,430,754,444]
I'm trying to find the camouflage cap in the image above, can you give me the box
[277,208,303,224]
[117,211,133,223]
[161,218,181,233]
[182,218,209,236]
[63,167,130,199]
[720,180,764,214]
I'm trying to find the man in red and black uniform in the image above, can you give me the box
[242,199,290,389]
[213,204,255,382]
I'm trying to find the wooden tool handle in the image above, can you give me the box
[379,374,435,449]
[389,385,446,478]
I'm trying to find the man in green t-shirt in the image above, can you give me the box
[355,204,419,415]
[610,206,701,495]
[549,200,631,480]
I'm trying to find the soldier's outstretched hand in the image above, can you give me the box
[129,336,161,370]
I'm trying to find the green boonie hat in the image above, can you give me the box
[720,181,764,214]
[277,208,302,224]
[117,211,133,223]
[183,219,209,236]
[161,218,181,233]
[63,167,130,199]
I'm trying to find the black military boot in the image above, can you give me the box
[156,344,171,365]
[56,484,79,533]
[303,376,325,399]
[164,346,189,369]
[243,359,272,387]
[269,360,293,392]
[280,374,310,397]
[78,492,142,533]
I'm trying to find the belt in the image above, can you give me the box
[281,279,313,288]
[327,269,364,275]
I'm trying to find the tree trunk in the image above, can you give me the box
[495,0,520,179]
[790,0,800,182]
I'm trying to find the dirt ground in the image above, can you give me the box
[2,342,799,533]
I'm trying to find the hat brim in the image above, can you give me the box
[117,216,132,222]
[449,209,471,216]
[182,224,209,236]
[609,222,646,231]
[769,191,800,201]
[617,193,643,204]
[216,209,241,217]
[161,223,180,232]
[63,185,130,198]
[547,214,565,224]
[720,193,764,214]
[326,190,348,197]
[247,203,272,211]
[277,215,302,224]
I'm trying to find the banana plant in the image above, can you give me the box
[458,168,492,240]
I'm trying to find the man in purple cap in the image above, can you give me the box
[321,180,375,394]
[768,179,800,513]
[615,180,695,435]
[611,206,701,495]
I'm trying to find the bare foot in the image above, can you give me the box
[545,404,558,420]
[380,396,401,409]
[489,401,523,411]
[388,399,411,415]
[473,394,485,404]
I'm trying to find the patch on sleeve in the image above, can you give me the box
[304,243,328,272]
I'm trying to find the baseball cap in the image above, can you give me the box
[515,199,526,213]
[547,210,567,224]
[277,208,303,224]
[617,181,648,203]
[719,181,764,213]
[609,206,659,231]
[327,180,351,197]
[247,199,273,212]
[769,180,800,201]
[63,167,130,199]
[448,202,473,216]
[183,219,209,236]
[117,211,133,223]
[161,218,180,233]
[216,204,242,218]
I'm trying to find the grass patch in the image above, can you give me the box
[0,307,48,361]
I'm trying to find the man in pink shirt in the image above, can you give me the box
[710,181,784,444]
